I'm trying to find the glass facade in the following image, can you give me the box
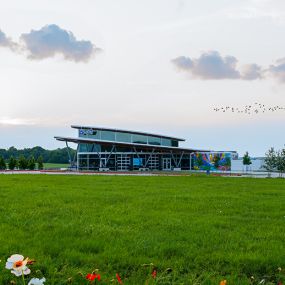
[101,131,115,141]
[116,132,132,143]
[78,128,179,147]
[161,138,171,146]
[132,134,147,144]
[148,136,161,145]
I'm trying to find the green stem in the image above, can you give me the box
[22,270,26,285]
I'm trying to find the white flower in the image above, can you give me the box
[5,254,31,276]
[28,277,46,285]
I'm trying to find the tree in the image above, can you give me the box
[27,155,36,170]
[37,155,44,170]
[263,147,277,177]
[18,155,28,170]
[243,151,252,172]
[0,156,6,170]
[276,148,285,178]
[8,156,17,170]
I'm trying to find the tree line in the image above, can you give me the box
[0,146,75,170]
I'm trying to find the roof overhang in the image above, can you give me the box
[71,125,185,142]
[55,136,208,153]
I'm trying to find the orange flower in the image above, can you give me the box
[220,280,227,285]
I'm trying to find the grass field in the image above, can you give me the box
[0,175,285,284]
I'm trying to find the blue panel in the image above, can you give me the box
[133,158,143,166]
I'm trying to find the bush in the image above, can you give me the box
[8,156,17,170]
[27,155,36,170]
[18,155,28,170]
[0,156,6,170]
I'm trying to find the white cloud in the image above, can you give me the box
[267,58,285,83]
[241,64,263,80]
[0,117,36,126]
[0,29,17,50]
[172,51,264,81]
[20,24,101,62]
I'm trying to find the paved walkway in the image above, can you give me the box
[0,170,283,178]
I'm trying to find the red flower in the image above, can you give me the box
[116,273,123,284]
[278,282,283,285]
[86,273,101,282]
[86,274,96,281]
[152,270,157,279]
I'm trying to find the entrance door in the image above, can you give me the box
[162,158,172,170]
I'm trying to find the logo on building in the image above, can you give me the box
[79,129,94,135]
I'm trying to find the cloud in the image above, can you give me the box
[0,117,36,126]
[172,51,263,80]
[0,29,17,50]
[172,56,193,70]
[241,64,263,80]
[20,24,100,62]
[267,58,285,82]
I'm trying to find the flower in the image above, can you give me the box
[5,254,31,277]
[86,273,101,281]
[28,278,46,285]
[151,270,157,279]
[116,273,122,284]
[220,280,227,285]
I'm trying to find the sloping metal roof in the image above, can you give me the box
[54,136,208,152]
[71,125,185,141]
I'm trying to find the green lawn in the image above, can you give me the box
[0,175,285,284]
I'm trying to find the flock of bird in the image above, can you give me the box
[213,103,285,115]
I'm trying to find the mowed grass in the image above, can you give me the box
[0,175,285,284]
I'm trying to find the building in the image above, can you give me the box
[55,125,236,171]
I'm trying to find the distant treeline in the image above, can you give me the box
[0,146,75,163]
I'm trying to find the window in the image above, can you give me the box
[79,144,88,152]
[171,140,178,147]
[132,134,147,144]
[161,138,171,146]
[101,131,115,141]
[116,132,132,143]
[148,136,161,145]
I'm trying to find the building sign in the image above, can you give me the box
[79,129,94,136]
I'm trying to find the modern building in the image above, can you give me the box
[55,125,204,171]
[55,125,236,171]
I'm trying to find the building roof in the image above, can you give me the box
[71,125,185,141]
[54,136,207,152]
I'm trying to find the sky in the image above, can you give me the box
[0,0,285,156]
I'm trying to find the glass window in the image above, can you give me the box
[171,140,178,147]
[116,132,132,143]
[79,143,88,152]
[132,134,147,144]
[89,130,101,139]
[101,131,115,141]
[161,138,171,146]
[148,136,161,145]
